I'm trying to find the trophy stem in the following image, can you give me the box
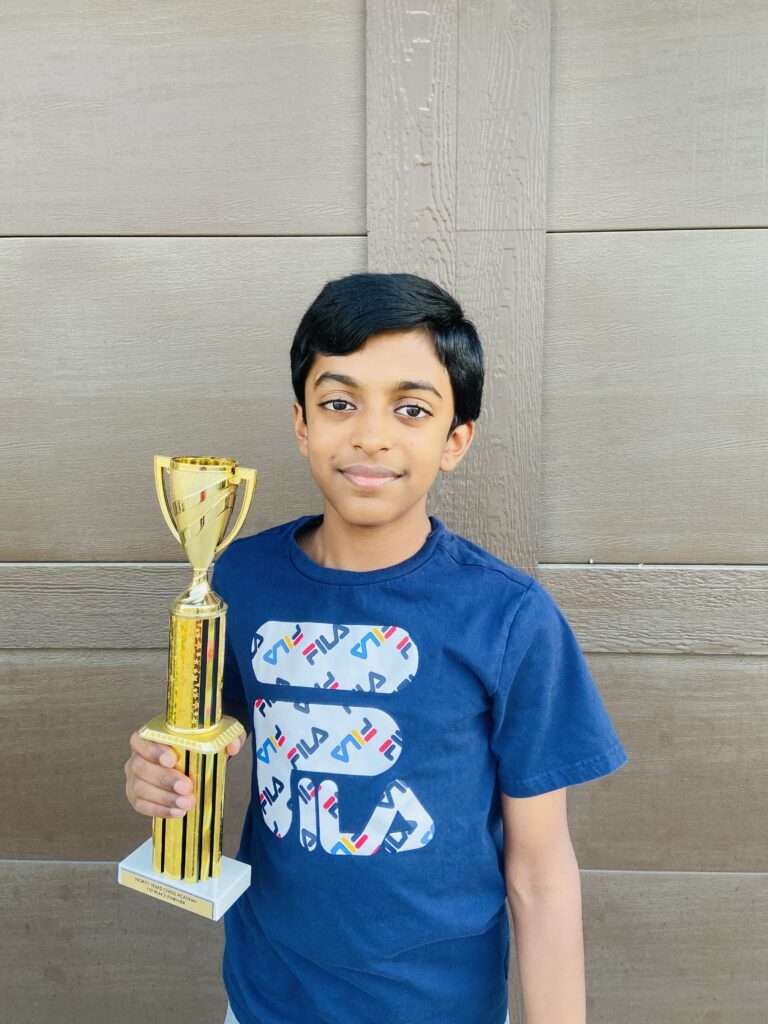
[165,604,225,731]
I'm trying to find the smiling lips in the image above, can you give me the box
[339,464,402,489]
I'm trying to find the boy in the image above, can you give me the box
[125,272,628,1024]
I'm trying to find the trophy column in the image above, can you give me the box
[147,588,236,882]
[118,455,256,921]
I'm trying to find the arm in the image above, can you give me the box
[501,789,586,1024]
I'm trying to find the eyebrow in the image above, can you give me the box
[312,371,443,400]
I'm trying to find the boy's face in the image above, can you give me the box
[293,328,475,526]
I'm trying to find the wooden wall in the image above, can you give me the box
[2,1,766,1021]
[1,3,366,1021]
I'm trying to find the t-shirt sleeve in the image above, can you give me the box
[211,555,252,738]
[490,579,628,797]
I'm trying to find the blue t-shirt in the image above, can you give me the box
[213,513,628,1024]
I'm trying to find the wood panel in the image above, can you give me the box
[542,229,768,564]
[0,236,365,561]
[5,563,767,653]
[8,230,767,566]
[3,861,765,1024]
[565,651,768,872]
[508,871,768,1024]
[0,649,252,861]
[4,644,766,872]
[1,860,229,1022]
[367,0,550,576]
[0,1,364,235]
[538,566,768,655]
[548,0,768,231]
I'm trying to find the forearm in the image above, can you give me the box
[505,859,586,1024]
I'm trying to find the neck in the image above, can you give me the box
[300,503,432,572]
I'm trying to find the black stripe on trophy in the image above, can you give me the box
[199,618,209,729]
[160,816,166,873]
[197,753,207,880]
[212,617,221,722]
[210,752,218,871]
[180,749,190,878]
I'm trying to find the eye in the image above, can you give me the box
[319,398,355,412]
[396,404,431,419]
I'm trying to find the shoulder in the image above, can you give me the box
[438,522,536,601]
[437,524,568,643]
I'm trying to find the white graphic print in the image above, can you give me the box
[251,621,435,856]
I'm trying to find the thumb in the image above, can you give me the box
[225,734,246,757]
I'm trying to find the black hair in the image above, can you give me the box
[290,271,484,437]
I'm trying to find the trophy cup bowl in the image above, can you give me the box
[117,455,257,921]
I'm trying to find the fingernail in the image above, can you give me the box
[170,807,185,817]
[160,753,175,766]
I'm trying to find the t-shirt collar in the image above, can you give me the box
[287,512,445,586]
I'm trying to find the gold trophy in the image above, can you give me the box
[118,455,257,920]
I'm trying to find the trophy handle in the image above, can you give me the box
[154,455,182,545]
[215,466,257,557]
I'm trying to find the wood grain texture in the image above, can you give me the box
[0,649,252,860]
[0,236,365,561]
[0,1,365,235]
[1,860,230,1021]
[4,645,766,872]
[565,651,768,872]
[366,1,550,575]
[548,0,768,230]
[437,229,546,575]
[5,562,767,653]
[542,229,768,564]
[3,861,765,1023]
[537,565,768,655]
[458,0,549,231]
[366,0,459,275]
[506,871,768,1024]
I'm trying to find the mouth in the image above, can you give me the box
[338,468,403,489]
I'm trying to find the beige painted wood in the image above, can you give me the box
[0,649,252,860]
[0,1,364,235]
[506,871,768,1024]
[440,229,546,571]
[458,2,549,232]
[0,236,365,561]
[566,650,768,872]
[367,0,550,575]
[3,861,765,1023]
[4,646,765,871]
[537,566,768,655]
[549,0,768,231]
[542,228,768,564]
[5,228,767,566]
[5,563,767,653]
[1,860,230,1021]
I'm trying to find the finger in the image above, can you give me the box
[132,795,192,819]
[129,730,178,768]
[131,777,196,812]
[226,735,245,756]
[129,754,194,795]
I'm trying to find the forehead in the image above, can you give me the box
[310,329,448,386]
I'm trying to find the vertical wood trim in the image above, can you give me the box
[366,1,551,575]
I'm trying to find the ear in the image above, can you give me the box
[293,400,309,457]
[440,420,476,473]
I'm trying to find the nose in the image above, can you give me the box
[352,406,391,452]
